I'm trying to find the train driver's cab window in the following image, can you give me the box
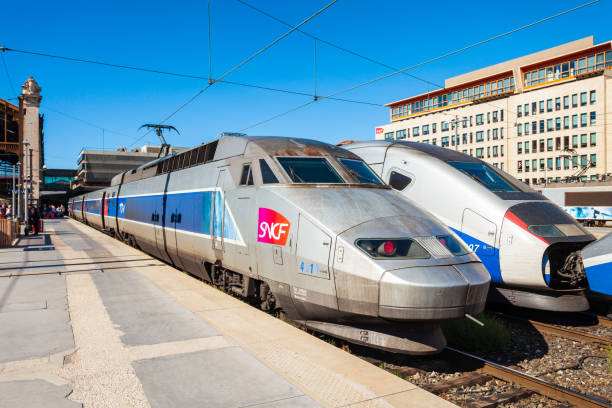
[338,158,383,184]
[239,164,254,186]
[388,171,412,191]
[277,157,344,183]
[259,159,279,184]
[447,161,524,192]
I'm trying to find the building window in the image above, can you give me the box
[476,114,483,125]
[547,119,553,131]
[501,110,504,121]
[517,124,522,136]
[539,139,545,152]
[572,94,578,107]
[555,117,561,130]
[547,158,553,170]
[487,112,491,123]
[590,133,596,146]
[524,122,530,135]
[573,156,578,168]
[432,123,437,133]
[546,99,553,112]
[493,128,498,140]
[525,142,530,153]
[539,120,545,133]
[525,160,530,172]
[563,116,569,129]
[493,146,498,157]
[572,135,578,148]
[547,138,553,151]
[476,131,484,142]
[555,137,561,150]
[518,142,523,154]
[476,148,484,158]
[487,129,491,140]
[580,92,587,106]
[487,147,491,157]
[422,125,429,135]
[564,157,570,169]
[564,136,569,149]
[539,159,545,170]
[563,95,569,109]
[532,140,537,152]
[581,155,587,167]
[441,136,449,147]
[501,145,504,157]
[423,139,429,144]
[396,129,407,139]
[525,103,530,116]
[591,154,597,166]
[441,121,449,131]
[590,90,596,104]
[432,138,437,145]
[556,157,561,170]
[555,97,561,110]
[413,127,419,136]
[580,113,587,127]
[532,121,537,134]
[517,105,522,117]
[580,134,587,147]
[384,132,394,140]
[539,100,544,113]
[517,161,522,172]
[572,115,578,128]
[500,128,504,139]
[532,102,537,115]
[590,111,596,125]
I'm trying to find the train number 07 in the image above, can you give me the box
[468,244,480,252]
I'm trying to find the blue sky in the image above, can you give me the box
[2,0,611,169]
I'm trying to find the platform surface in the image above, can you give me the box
[0,218,455,408]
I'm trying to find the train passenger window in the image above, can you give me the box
[388,171,412,191]
[259,159,279,184]
[338,158,383,185]
[239,164,254,186]
[277,157,343,183]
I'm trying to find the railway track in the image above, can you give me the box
[362,347,611,408]
[498,313,612,346]
[445,347,611,408]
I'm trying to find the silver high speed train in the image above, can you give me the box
[346,141,596,312]
[69,136,490,355]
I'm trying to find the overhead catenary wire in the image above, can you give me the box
[0,51,17,98]
[128,0,340,147]
[0,46,380,106]
[237,0,600,131]
[235,0,441,89]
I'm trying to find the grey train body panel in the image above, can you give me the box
[347,140,595,311]
[70,136,491,354]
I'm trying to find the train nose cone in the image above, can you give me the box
[378,262,490,321]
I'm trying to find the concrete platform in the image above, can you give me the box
[0,218,455,408]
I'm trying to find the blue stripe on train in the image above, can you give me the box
[585,262,612,296]
[450,227,503,283]
[84,191,241,243]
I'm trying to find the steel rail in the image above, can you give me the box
[446,347,612,408]
[500,314,612,345]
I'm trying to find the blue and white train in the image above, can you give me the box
[346,141,609,312]
[69,136,491,355]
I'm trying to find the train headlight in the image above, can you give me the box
[355,239,430,259]
[436,235,470,256]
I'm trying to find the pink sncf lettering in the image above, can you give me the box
[258,208,291,246]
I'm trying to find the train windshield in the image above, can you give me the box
[447,161,519,192]
[277,157,344,183]
[338,158,384,185]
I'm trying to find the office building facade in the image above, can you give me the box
[375,37,612,185]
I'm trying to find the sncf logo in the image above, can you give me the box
[258,208,290,246]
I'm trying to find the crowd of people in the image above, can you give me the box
[0,202,67,235]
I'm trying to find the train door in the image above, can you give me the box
[212,169,229,253]
[165,193,185,270]
[460,209,501,282]
[154,194,169,263]
[101,192,107,230]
